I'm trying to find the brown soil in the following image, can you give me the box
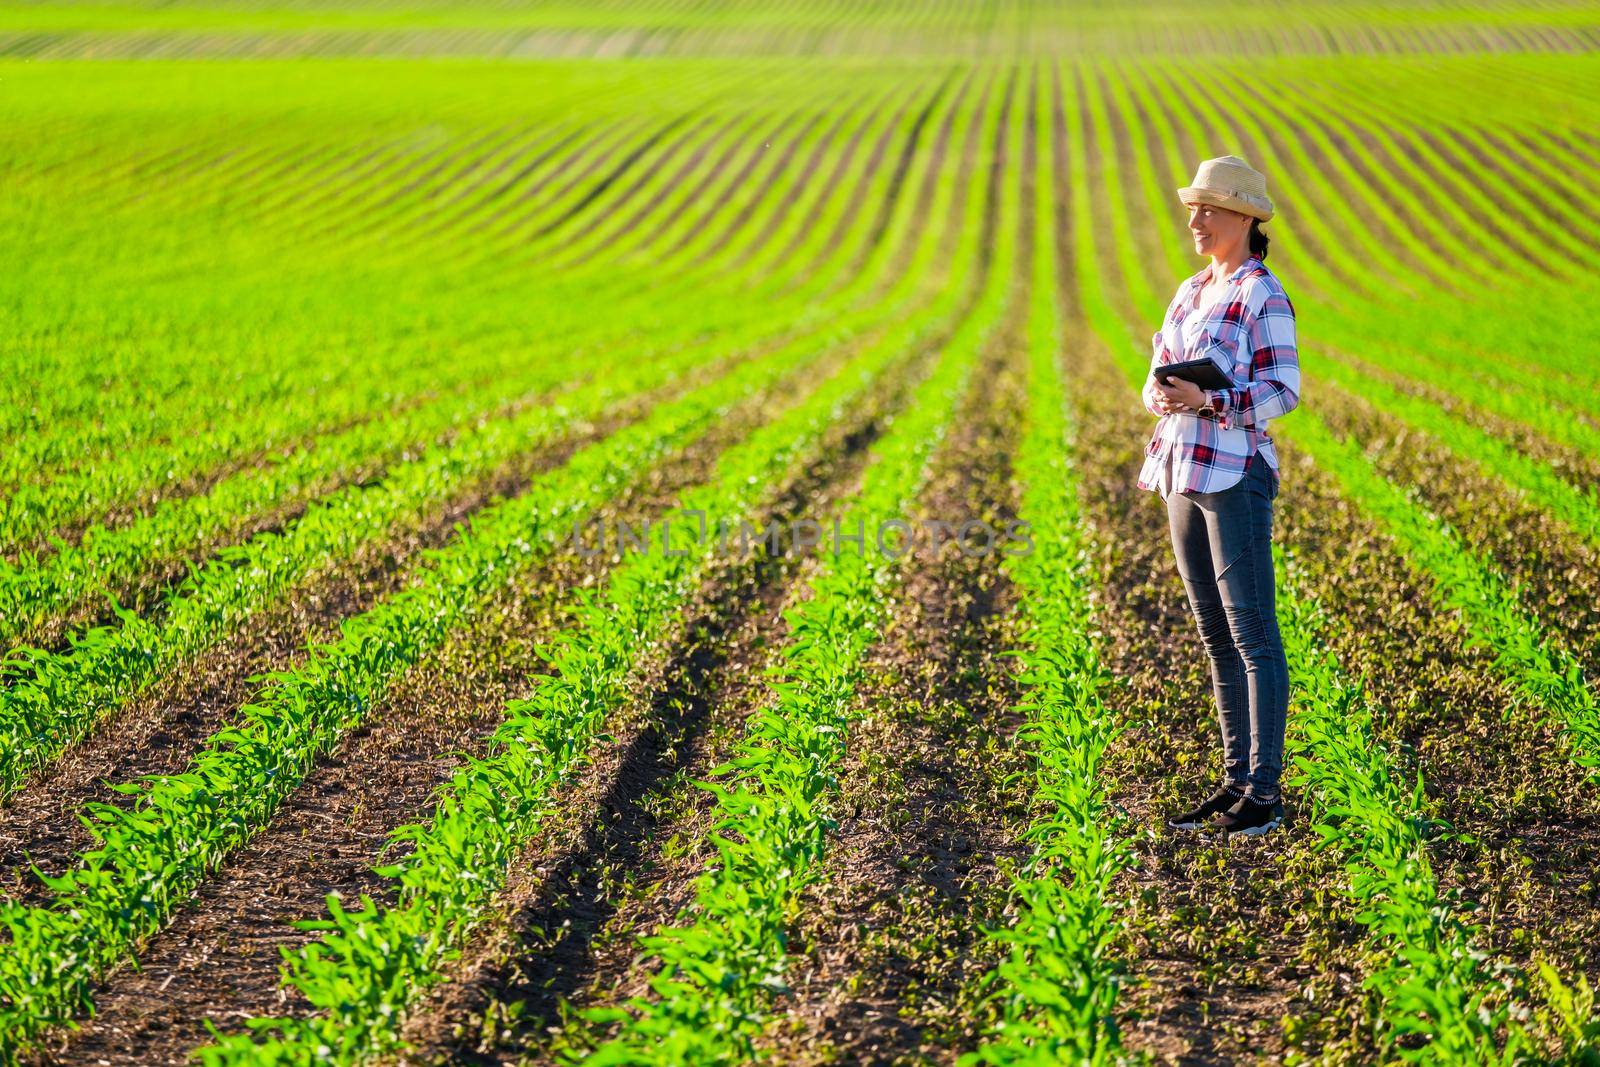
[337,123,518,231]
[721,98,863,270]
[410,124,590,244]
[32,324,895,1067]
[761,88,915,274]
[1215,74,1458,295]
[396,542,799,1065]
[1470,123,1600,236]
[1063,324,1336,1066]
[756,228,1029,1067]
[1107,52,1600,1051]
[530,112,696,239]
[443,71,1005,1064]
[0,413,619,908]
[1314,374,1600,663]
[12,372,600,654]
[478,114,648,232]
[0,353,760,904]
[394,324,941,1067]
[549,110,746,264]
[1317,341,1600,492]
[1273,398,1600,1003]
[667,108,826,262]
[11,384,429,571]
[749,67,1023,1066]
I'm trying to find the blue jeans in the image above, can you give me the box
[1165,453,1289,802]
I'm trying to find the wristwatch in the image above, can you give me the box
[1196,397,1216,419]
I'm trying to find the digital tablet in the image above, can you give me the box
[1154,357,1232,392]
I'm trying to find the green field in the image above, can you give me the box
[2,2,1600,1064]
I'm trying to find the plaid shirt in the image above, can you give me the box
[1138,255,1300,498]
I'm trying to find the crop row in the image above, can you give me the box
[0,61,969,803]
[185,63,997,1065]
[1272,557,1539,1065]
[193,221,950,1067]
[959,66,1133,1067]
[1210,61,1600,415]
[10,53,1594,586]
[1191,60,1600,425]
[2,44,1598,1064]
[16,63,920,447]
[0,304,855,1062]
[0,315,847,801]
[2,332,677,648]
[0,57,985,1063]
[1289,415,1600,777]
[1112,54,1600,419]
[30,66,927,551]
[0,8,1593,63]
[575,69,1017,1066]
[1158,54,1600,634]
[0,64,960,783]
[0,63,935,556]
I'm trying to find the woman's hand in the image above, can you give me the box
[1152,376,1207,414]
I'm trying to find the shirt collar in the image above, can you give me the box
[1190,255,1265,291]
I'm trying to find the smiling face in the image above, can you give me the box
[1184,199,1254,260]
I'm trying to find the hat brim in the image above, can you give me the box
[1177,186,1273,222]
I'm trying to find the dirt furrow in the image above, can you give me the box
[1108,58,1600,1001]
[491,69,1003,1064]
[1270,413,1600,1011]
[1314,374,1600,664]
[401,340,940,1067]
[756,260,1029,1067]
[40,334,902,1067]
[13,374,596,655]
[0,359,762,906]
[1318,341,1600,490]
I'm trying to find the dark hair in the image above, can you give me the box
[1248,218,1270,261]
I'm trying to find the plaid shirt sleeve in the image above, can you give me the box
[1205,279,1299,431]
[1141,285,1188,417]
[1142,327,1170,416]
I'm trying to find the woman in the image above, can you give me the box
[1139,155,1301,837]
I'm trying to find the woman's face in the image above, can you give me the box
[1184,200,1252,257]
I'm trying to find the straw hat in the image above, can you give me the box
[1177,155,1274,222]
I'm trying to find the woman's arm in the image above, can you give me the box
[1142,329,1172,416]
[1144,279,1204,416]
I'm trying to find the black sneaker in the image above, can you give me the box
[1211,795,1285,836]
[1166,783,1247,831]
